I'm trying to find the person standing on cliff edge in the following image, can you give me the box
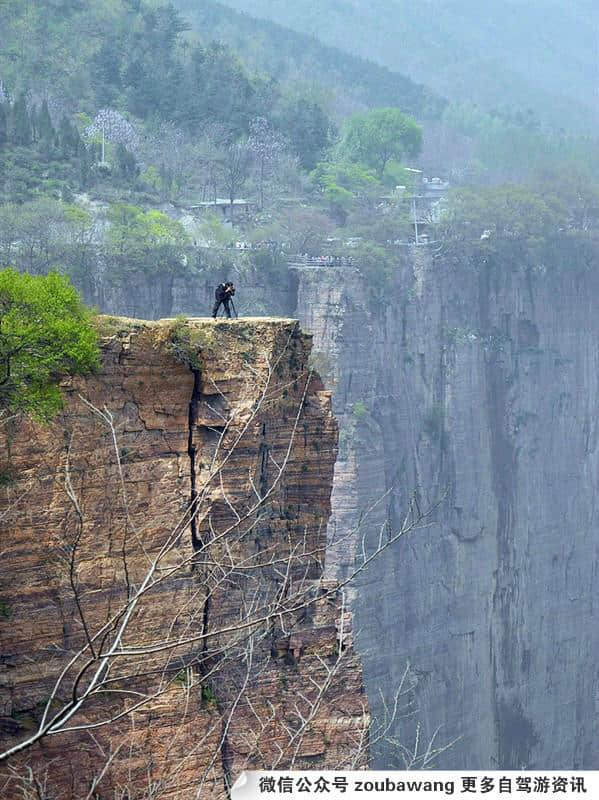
[212,281,235,318]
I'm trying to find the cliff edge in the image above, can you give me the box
[0,317,368,798]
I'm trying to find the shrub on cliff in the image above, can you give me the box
[346,240,395,305]
[0,269,99,421]
[436,185,569,270]
[160,315,213,370]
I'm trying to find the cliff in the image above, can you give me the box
[294,249,599,770]
[0,317,368,798]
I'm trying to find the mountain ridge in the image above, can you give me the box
[204,0,599,130]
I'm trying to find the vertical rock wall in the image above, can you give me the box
[92,251,296,322]
[294,249,599,769]
[0,318,368,798]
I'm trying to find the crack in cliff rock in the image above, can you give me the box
[186,363,231,796]
[187,367,202,552]
[259,422,269,497]
[186,365,212,666]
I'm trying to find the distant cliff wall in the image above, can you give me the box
[294,249,599,769]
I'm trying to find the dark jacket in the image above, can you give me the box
[215,283,227,302]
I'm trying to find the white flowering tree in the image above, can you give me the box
[139,122,204,200]
[84,108,139,165]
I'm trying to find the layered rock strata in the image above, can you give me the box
[0,318,368,798]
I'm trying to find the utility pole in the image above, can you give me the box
[412,195,420,245]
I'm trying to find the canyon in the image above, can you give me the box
[2,239,598,789]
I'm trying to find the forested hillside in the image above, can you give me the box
[169,0,599,198]
[209,0,599,132]
[173,0,445,119]
[1,0,599,325]
[0,0,326,196]
[0,1,415,319]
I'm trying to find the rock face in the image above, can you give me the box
[0,318,368,798]
[294,249,599,770]
[91,251,296,322]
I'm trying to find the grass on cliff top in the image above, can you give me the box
[95,313,301,372]
[95,315,150,338]
[157,315,266,370]
[0,269,100,422]
[156,316,215,370]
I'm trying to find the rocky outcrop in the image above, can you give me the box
[0,318,368,798]
[294,248,599,770]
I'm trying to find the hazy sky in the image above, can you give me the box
[206,0,599,129]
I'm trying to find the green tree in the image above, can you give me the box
[14,198,66,274]
[312,160,378,223]
[106,204,191,316]
[10,92,31,146]
[61,205,97,300]
[345,240,395,304]
[340,107,422,177]
[0,104,8,148]
[437,185,568,272]
[440,185,565,243]
[36,100,54,143]
[277,98,331,171]
[0,204,19,266]
[532,163,599,232]
[92,38,123,106]
[197,213,236,248]
[0,269,99,421]
[58,115,81,158]
[35,99,55,158]
[116,143,138,180]
[179,42,263,135]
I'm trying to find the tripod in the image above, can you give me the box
[219,298,238,318]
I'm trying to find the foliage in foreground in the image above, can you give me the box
[0,269,99,421]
